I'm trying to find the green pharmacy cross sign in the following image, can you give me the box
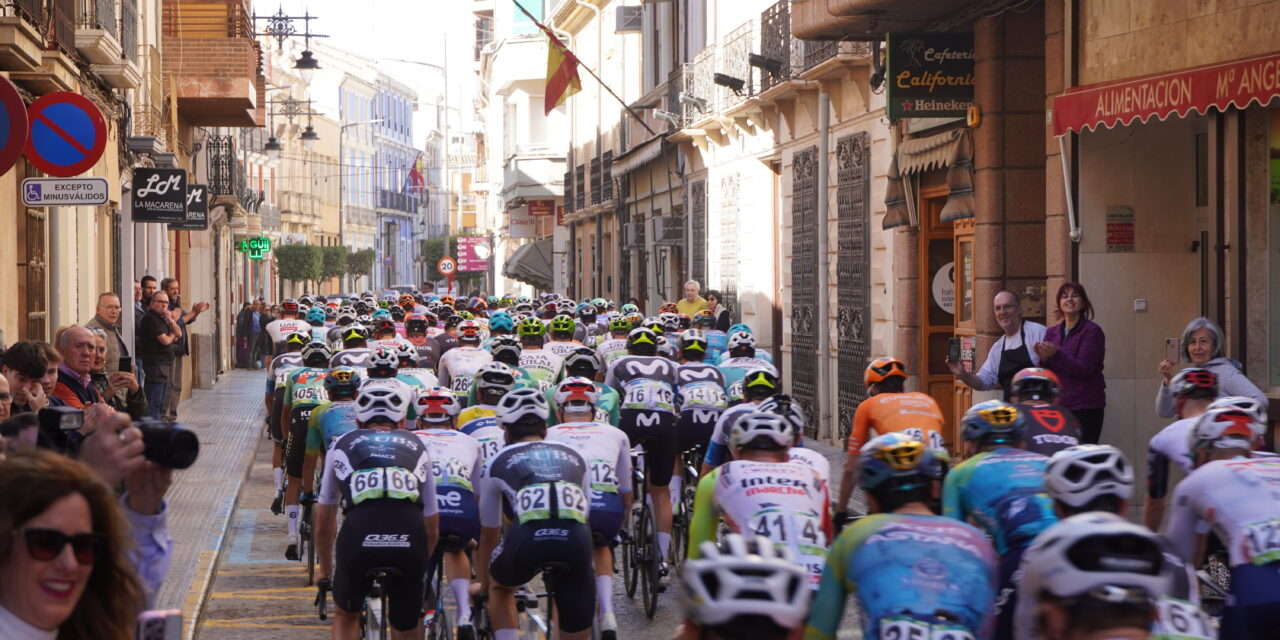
[237,236,272,259]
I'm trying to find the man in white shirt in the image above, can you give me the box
[946,290,1046,401]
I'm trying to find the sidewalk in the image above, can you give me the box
[152,370,266,640]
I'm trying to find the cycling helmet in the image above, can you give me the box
[474,362,517,396]
[457,310,475,321]
[556,299,577,315]
[325,306,338,320]
[549,314,576,336]
[298,295,315,307]
[1021,512,1171,603]
[620,303,639,315]
[608,316,633,334]
[641,317,665,335]
[728,323,752,336]
[682,534,810,632]
[389,306,406,322]
[281,298,300,314]
[496,387,550,424]
[591,298,607,313]
[1206,394,1267,425]
[444,314,465,329]
[742,366,780,397]
[324,366,361,399]
[659,312,681,333]
[285,331,310,350]
[373,317,396,335]
[516,317,546,339]
[439,295,454,308]
[678,329,708,355]
[487,295,500,307]
[693,310,715,328]
[341,325,370,346]
[458,319,483,344]
[554,377,600,409]
[488,312,515,333]
[660,302,678,314]
[1169,367,1218,399]
[1044,445,1134,509]
[563,347,601,376]
[301,341,332,368]
[627,327,659,353]
[489,337,522,365]
[757,394,806,436]
[1011,367,1061,401]
[372,308,392,320]
[859,432,945,491]
[960,399,1025,444]
[399,295,416,309]
[676,314,692,331]
[657,337,679,361]
[405,314,429,335]
[416,386,461,423]
[727,331,756,351]
[390,341,417,366]
[864,357,907,386]
[355,384,412,424]
[356,314,373,326]
[577,303,596,320]
[730,412,794,450]
[304,307,326,325]
[1190,406,1264,452]
[337,307,358,325]
[367,345,400,377]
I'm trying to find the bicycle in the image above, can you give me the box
[669,441,706,573]
[622,446,662,619]
[362,567,400,640]
[299,491,317,585]
[424,539,459,640]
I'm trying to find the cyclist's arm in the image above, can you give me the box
[1160,484,1200,564]
[686,469,721,560]
[615,435,634,495]
[305,403,328,455]
[437,356,451,388]
[1143,447,1171,530]
[475,473,503,589]
[804,518,876,640]
[941,461,967,521]
[701,412,734,473]
[316,449,341,580]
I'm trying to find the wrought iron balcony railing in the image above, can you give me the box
[720,20,755,106]
[590,156,601,206]
[119,0,137,61]
[78,0,116,35]
[50,0,75,55]
[574,163,585,212]
[207,134,239,196]
[760,0,804,92]
[162,0,253,39]
[601,150,613,203]
[3,0,43,24]
[803,39,874,70]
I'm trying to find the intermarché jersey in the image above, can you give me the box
[478,440,591,529]
[317,428,438,517]
[1165,456,1280,567]
[942,448,1058,554]
[689,459,832,587]
[546,422,633,496]
[804,513,998,640]
[605,355,678,413]
[846,391,946,454]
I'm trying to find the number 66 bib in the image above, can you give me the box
[349,467,421,505]
[514,482,588,524]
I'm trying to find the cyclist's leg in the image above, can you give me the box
[283,405,312,555]
[488,524,542,638]
[434,489,481,627]
[993,544,1028,640]
[1221,562,1280,640]
[549,524,597,639]
[640,411,679,564]
[269,386,287,507]
[589,492,625,623]
[331,521,375,638]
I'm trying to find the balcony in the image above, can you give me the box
[0,0,44,72]
[758,1,803,95]
[8,0,79,92]
[91,0,141,88]
[161,0,264,127]
[792,0,973,41]
[720,20,756,108]
[378,189,420,215]
[75,0,118,63]
[501,154,565,209]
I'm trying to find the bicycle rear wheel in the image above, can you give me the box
[303,504,316,585]
[638,503,659,619]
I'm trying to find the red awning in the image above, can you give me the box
[1053,51,1280,136]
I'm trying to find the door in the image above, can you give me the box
[951,218,976,448]
[836,133,872,446]
[918,190,956,448]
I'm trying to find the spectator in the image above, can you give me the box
[1036,282,1107,444]
[704,290,731,332]
[1,341,51,415]
[676,280,708,317]
[1155,316,1267,418]
[0,412,37,453]
[139,276,157,305]
[0,373,9,422]
[35,343,60,407]
[85,293,129,377]
[159,278,209,423]
[235,302,255,368]
[0,449,144,640]
[51,327,103,409]
[137,291,180,421]
[86,328,146,419]
[947,290,1048,401]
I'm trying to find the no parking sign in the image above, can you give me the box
[25,92,107,177]
[0,76,28,177]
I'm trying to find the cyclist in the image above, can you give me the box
[717,324,774,365]
[717,331,774,388]
[679,535,811,640]
[1010,368,1082,456]
[605,326,681,578]
[483,312,515,347]
[329,325,372,372]
[701,366,782,473]
[756,394,826,480]
[326,307,357,345]
[412,387,483,640]
[544,314,584,360]
[806,433,997,640]
[475,388,596,640]
[359,346,419,422]
[389,341,437,389]
[305,307,330,342]
[688,412,831,588]
[437,319,493,398]
[1144,368,1218,530]
[458,362,516,435]
[596,315,633,366]
[307,366,362,459]
[1163,405,1279,639]
[315,384,440,640]
[263,298,312,363]
[404,313,440,371]
[431,314,464,360]
[944,400,1058,640]
[837,357,946,519]
[515,317,564,391]
[577,303,605,345]
[282,341,333,560]
[267,331,308,514]
[673,329,728,500]
[545,347,619,426]
[546,378,633,639]
[1021,513,1185,640]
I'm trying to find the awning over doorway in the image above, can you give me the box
[611,134,666,175]
[503,238,553,291]
[883,128,975,229]
[1053,51,1280,136]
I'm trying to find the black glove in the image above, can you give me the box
[833,510,856,534]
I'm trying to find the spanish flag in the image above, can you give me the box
[545,35,581,114]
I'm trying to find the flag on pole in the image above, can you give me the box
[511,0,581,114]
[403,150,425,195]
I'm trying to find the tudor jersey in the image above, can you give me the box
[943,448,1058,554]
[690,460,832,587]
[1016,402,1082,456]
[478,440,591,528]
[317,428,438,516]
[546,422,634,496]
[805,514,998,640]
[847,392,946,454]
[413,428,483,492]
[674,362,728,412]
[605,355,679,413]
[1165,456,1280,567]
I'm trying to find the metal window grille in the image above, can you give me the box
[207,135,237,196]
[836,132,871,446]
[602,151,613,202]
[119,0,138,61]
[574,163,585,214]
[79,0,116,34]
[590,156,601,205]
[719,173,740,324]
[4,0,42,23]
[50,0,76,55]
[790,146,819,437]
[563,166,574,211]
[691,180,706,285]
[803,40,874,70]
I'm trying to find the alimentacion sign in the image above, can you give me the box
[887,32,975,119]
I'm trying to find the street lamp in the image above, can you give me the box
[300,123,320,151]
[294,49,321,83]
[263,135,283,159]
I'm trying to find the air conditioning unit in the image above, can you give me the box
[622,222,642,248]
[652,216,684,246]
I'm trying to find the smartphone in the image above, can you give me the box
[119,357,133,373]
[1164,338,1179,363]
[949,337,962,362]
[136,609,182,640]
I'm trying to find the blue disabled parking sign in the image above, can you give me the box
[24,92,107,178]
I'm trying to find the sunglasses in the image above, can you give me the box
[22,528,105,565]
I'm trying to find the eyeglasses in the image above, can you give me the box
[22,528,105,565]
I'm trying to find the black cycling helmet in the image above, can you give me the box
[742,367,780,401]
[284,331,310,352]
[490,336,522,366]
[341,325,370,347]
[679,329,708,359]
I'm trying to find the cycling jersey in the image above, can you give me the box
[718,356,776,388]
[396,367,439,389]
[1015,402,1082,456]
[716,349,773,366]
[431,332,460,360]
[1146,416,1198,500]
[469,424,505,464]
[703,330,727,362]
[689,460,832,587]
[789,447,831,482]
[547,422,633,545]
[943,448,1058,554]
[675,362,728,413]
[605,355,678,413]
[1164,457,1280,568]
[702,401,766,468]
[437,346,494,395]
[458,405,498,435]
[595,337,629,366]
[407,336,439,371]
[805,513,998,640]
[264,318,312,355]
[369,337,415,358]
[267,351,303,394]
[413,428,484,544]
[464,366,538,407]
[571,321,588,345]
[317,428,438,515]
[544,340,583,360]
[284,367,329,476]
[543,382,620,427]
[846,391,946,454]
[518,348,565,389]
[328,347,371,371]
[306,399,359,455]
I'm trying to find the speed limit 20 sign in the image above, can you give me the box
[437,257,457,277]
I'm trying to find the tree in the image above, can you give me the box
[276,244,322,292]
[320,246,348,290]
[347,248,375,290]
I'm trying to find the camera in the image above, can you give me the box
[37,408,199,469]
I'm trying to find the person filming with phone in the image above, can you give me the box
[1154,316,1266,420]
[946,290,1047,402]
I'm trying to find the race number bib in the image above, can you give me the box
[293,385,324,403]
[901,427,946,451]
[879,617,974,640]
[588,459,618,493]
[349,467,420,505]
[748,510,825,551]
[1153,597,1215,640]
[679,382,727,410]
[1242,518,1280,565]
[622,380,675,411]
[431,457,471,490]
[476,437,502,460]
[514,482,588,524]
[450,376,473,394]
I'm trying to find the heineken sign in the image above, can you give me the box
[887,32,974,119]
[237,236,271,259]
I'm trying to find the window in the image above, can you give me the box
[513,0,542,35]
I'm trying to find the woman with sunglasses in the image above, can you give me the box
[0,449,143,639]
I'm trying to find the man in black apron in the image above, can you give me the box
[947,290,1048,402]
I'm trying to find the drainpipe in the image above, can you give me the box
[816,91,832,442]
[48,207,62,337]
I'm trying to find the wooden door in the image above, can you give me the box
[918,191,956,449]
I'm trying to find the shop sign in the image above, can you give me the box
[509,207,535,239]
[887,32,974,119]
[132,168,188,222]
[457,236,491,272]
[528,199,555,216]
[237,236,272,259]
[931,261,955,315]
[169,184,208,231]
[1106,206,1135,253]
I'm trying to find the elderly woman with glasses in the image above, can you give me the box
[0,450,144,639]
[1155,316,1267,419]
[84,328,147,420]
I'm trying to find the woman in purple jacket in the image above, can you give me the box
[1034,282,1106,443]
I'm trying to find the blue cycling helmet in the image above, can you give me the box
[305,307,326,325]
[859,433,947,491]
[488,312,515,333]
[961,399,1026,445]
[728,323,752,336]
[324,366,362,399]
[372,308,392,320]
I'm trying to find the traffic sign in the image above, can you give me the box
[437,257,457,276]
[21,177,109,206]
[0,76,28,177]
[24,92,107,177]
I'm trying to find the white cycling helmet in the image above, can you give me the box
[390,341,417,365]
[727,331,756,350]
[368,345,400,371]
[416,386,460,422]
[1044,445,1134,509]
[1207,395,1268,426]
[682,534,811,631]
[496,387,549,424]
[757,394,807,437]
[554,376,600,409]
[356,384,411,424]
[1020,512,1172,603]
[474,362,517,395]
[1189,406,1264,452]
[729,412,795,450]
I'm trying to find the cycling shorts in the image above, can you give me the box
[619,409,677,487]
[269,387,287,444]
[489,519,596,634]
[285,404,319,479]
[434,485,480,546]
[677,409,720,453]
[333,502,428,632]
[994,545,1028,640]
[1222,562,1280,640]
[588,491,625,548]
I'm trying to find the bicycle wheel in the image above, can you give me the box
[638,502,659,619]
[427,564,453,640]
[623,506,639,597]
[379,588,390,640]
[304,504,316,585]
